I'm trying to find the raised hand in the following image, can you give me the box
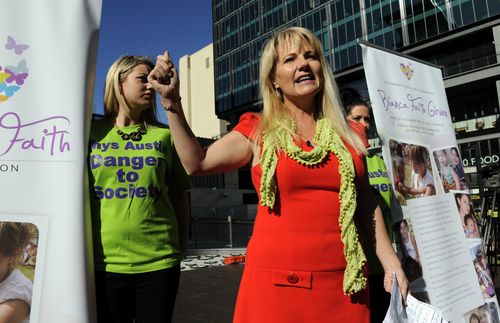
[148,51,180,105]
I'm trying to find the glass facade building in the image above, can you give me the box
[213,0,500,125]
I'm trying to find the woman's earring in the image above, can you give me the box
[275,87,283,101]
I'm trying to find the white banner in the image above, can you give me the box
[361,43,499,322]
[0,1,102,322]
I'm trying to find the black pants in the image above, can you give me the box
[95,265,181,323]
[369,273,391,323]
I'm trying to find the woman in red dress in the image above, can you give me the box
[148,27,408,322]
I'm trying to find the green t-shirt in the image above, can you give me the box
[365,154,394,275]
[89,119,190,274]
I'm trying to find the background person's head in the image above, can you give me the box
[104,55,158,124]
[339,87,371,129]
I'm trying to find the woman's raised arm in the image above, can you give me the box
[148,51,255,175]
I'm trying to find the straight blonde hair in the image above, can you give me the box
[103,55,159,125]
[259,27,366,155]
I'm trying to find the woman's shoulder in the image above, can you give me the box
[237,112,261,125]
[232,112,261,140]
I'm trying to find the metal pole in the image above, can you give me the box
[228,214,233,248]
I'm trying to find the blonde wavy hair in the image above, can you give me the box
[259,27,366,155]
[103,55,159,125]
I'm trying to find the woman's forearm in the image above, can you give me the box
[372,206,400,270]
[371,206,409,297]
[161,98,207,175]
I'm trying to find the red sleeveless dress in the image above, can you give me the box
[232,113,371,322]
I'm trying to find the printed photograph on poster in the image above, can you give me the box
[455,193,481,239]
[393,218,423,283]
[0,221,37,322]
[470,243,496,300]
[465,300,500,323]
[0,215,47,323]
[432,147,469,193]
[389,139,436,206]
[449,147,468,191]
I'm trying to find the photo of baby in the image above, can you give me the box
[433,148,461,193]
[464,214,481,239]
[0,221,38,323]
[389,140,436,206]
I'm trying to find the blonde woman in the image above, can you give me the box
[149,27,407,322]
[88,56,190,323]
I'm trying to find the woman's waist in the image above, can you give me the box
[245,232,347,271]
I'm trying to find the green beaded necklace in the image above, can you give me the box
[259,116,367,295]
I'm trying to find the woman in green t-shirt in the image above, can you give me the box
[88,56,190,323]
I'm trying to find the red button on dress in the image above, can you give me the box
[287,273,299,284]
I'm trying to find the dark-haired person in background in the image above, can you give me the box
[340,87,393,323]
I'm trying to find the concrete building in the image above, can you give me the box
[179,43,228,139]
[179,44,256,249]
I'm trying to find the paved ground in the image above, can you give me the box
[173,253,245,323]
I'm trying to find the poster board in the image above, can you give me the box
[0,1,102,321]
[361,41,499,322]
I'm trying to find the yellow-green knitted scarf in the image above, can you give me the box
[259,116,367,295]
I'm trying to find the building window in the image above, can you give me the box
[206,57,210,68]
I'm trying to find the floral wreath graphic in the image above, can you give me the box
[0,35,30,103]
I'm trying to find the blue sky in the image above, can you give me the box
[93,1,213,124]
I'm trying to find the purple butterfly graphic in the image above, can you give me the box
[5,36,29,55]
[5,69,28,85]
